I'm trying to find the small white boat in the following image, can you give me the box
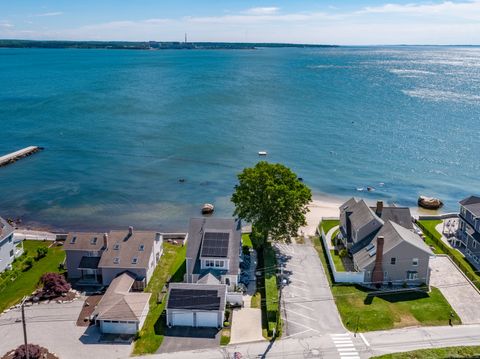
[202,203,215,215]
[258,151,267,156]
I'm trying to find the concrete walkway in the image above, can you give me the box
[325,225,339,251]
[230,249,263,344]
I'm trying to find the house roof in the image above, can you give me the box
[348,200,384,236]
[63,232,106,251]
[167,282,226,311]
[353,221,433,270]
[95,272,151,322]
[186,218,241,277]
[0,216,14,241]
[98,230,160,269]
[197,273,221,285]
[339,197,357,212]
[369,206,413,230]
[460,196,480,217]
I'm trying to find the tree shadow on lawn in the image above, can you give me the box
[360,286,429,305]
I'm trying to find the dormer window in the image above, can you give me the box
[138,244,145,251]
[113,243,120,250]
[113,257,120,264]
[70,236,77,244]
[132,257,138,264]
[91,237,98,245]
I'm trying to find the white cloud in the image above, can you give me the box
[34,12,63,17]
[0,22,14,28]
[244,7,280,15]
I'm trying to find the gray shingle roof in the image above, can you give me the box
[460,195,480,217]
[95,272,151,322]
[369,206,413,230]
[339,197,357,212]
[353,221,433,270]
[63,232,106,251]
[186,218,241,277]
[0,216,14,240]
[348,200,384,235]
[167,282,226,311]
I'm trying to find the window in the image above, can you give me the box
[407,271,418,280]
[113,257,120,264]
[474,240,477,249]
[215,260,224,268]
[91,237,98,245]
[70,236,77,244]
[384,271,388,278]
[10,249,14,257]
[139,244,145,251]
[225,278,230,286]
[113,243,120,250]
[412,258,419,266]
[132,257,138,264]
[390,257,396,265]
[205,260,214,267]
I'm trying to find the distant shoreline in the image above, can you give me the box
[0,39,339,51]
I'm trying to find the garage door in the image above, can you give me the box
[196,312,218,327]
[100,321,137,334]
[172,312,194,326]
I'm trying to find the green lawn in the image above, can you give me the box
[320,219,340,235]
[0,241,65,313]
[332,285,460,332]
[417,220,446,254]
[132,243,186,355]
[263,245,280,337]
[313,227,461,332]
[372,346,480,358]
[242,233,253,249]
[330,250,346,272]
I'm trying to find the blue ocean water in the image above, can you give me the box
[0,46,479,231]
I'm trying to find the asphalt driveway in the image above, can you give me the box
[157,327,220,353]
[274,239,344,338]
[430,255,480,324]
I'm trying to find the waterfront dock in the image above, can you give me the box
[0,146,42,167]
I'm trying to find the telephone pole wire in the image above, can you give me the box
[21,296,29,359]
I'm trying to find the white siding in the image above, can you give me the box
[172,312,194,326]
[196,312,218,327]
[100,320,137,334]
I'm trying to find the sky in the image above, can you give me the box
[0,0,479,45]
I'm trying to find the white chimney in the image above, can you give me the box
[128,226,134,236]
[103,233,108,249]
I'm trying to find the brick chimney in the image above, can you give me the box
[103,233,108,249]
[375,201,384,216]
[372,236,385,285]
[128,226,134,236]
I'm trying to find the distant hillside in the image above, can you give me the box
[0,39,338,50]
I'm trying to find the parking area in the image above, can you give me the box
[274,240,344,338]
[430,256,480,324]
[0,298,132,359]
[157,327,220,353]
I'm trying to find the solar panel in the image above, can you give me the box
[200,232,230,258]
[168,289,221,310]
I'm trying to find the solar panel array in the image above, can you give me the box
[168,289,221,310]
[200,232,230,258]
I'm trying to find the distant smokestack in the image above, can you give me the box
[372,236,385,285]
[375,201,384,216]
[128,226,134,236]
[103,233,108,249]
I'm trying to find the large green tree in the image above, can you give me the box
[231,161,312,245]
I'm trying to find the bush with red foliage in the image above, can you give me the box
[13,344,42,359]
[40,272,71,298]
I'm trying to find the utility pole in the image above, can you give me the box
[21,297,29,359]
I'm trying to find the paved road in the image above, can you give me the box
[137,324,480,359]
[274,240,344,339]
[430,256,480,324]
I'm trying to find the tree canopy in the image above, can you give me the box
[231,161,312,245]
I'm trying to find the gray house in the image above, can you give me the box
[339,198,433,286]
[166,217,242,328]
[0,216,23,273]
[64,226,163,287]
[457,195,480,266]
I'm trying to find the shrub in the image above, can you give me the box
[223,321,230,327]
[23,257,34,271]
[13,344,42,359]
[35,247,48,260]
[339,249,348,258]
[40,272,71,298]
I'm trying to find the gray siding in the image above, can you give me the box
[0,234,15,273]
[65,250,87,279]
[363,241,431,285]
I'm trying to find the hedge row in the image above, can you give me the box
[417,220,480,291]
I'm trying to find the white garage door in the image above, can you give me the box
[100,321,137,334]
[196,312,218,327]
[172,312,194,326]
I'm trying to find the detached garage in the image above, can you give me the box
[94,272,151,335]
[166,283,226,328]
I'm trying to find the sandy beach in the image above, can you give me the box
[299,196,344,237]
